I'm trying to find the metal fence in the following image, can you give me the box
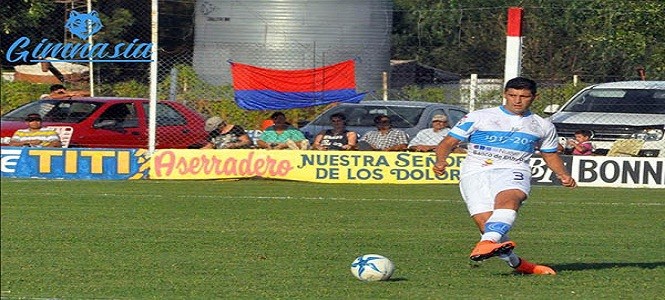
[1,1,663,154]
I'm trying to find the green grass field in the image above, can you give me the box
[1,179,663,299]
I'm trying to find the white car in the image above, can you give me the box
[546,81,665,157]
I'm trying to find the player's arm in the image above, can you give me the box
[540,152,576,188]
[432,135,461,175]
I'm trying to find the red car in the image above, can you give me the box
[1,97,208,149]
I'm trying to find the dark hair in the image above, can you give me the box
[270,111,286,119]
[504,77,537,94]
[50,84,66,92]
[374,114,389,124]
[575,129,592,138]
[25,113,42,121]
[330,113,346,121]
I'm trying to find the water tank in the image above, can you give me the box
[193,0,392,94]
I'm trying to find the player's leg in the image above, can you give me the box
[479,189,524,242]
[460,172,516,261]
[491,171,556,274]
[495,235,556,274]
[481,169,531,242]
[469,169,533,261]
[468,212,517,261]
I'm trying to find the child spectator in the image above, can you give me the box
[566,130,594,155]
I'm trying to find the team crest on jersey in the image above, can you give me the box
[455,115,469,127]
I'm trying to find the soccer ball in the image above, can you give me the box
[350,254,395,281]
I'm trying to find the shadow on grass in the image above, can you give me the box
[551,261,665,271]
[386,277,408,282]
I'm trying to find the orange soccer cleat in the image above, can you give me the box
[469,240,516,261]
[514,258,557,275]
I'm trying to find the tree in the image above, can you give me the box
[1,1,60,62]
[391,0,665,81]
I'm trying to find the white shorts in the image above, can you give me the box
[459,169,531,216]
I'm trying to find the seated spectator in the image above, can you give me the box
[201,116,253,149]
[257,111,310,150]
[95,103,135,128]
[41,84,90,100]
[566,129,594,155]
[358,114,408,151]
[408,114,450,152]
[312,113,357,150]
[8,113,62,148]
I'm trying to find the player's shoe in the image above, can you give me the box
[513,258,556,275]
[469,240,516,261]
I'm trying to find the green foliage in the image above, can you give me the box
[0,80,49,114]
[94,8,134,44]
[2,180,664,298]
[107,80,149,98]
[3,0,664,84]
[0,1,57,35]
[392,0,665,80]
[400,85,448,103]
[534,82,588,114]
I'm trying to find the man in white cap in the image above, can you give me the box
[202,116,253,149]
[407,114,451,152]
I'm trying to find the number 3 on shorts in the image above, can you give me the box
[512,171,525,181]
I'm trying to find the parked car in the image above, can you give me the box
[1,97,208,149]
[545,81,665,157]
[299,100,469,142]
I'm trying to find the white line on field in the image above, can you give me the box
[1,192,663,206]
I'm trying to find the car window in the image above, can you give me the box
[447,109,467,125]
[2,100,100,123]
[142,103,188,126]
[563,88,665,114]
[95,103,138,128]
[312,105,425,128]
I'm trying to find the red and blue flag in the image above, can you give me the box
[231,59,366,110]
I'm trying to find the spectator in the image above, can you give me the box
[358,115,408,151]
[95,103,134,128]
[408,114,450,152]
[41,84,90,100]
[566,129,594,155]
[312,113,357,150]
[257,111,310,150]
[201,116,253,149]
[8,113,62,148]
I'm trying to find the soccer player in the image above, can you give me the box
[432,77,576,275]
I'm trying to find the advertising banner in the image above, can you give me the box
[572,156,664,188]
[4,147,663,188]
[149,149,464,184]
[1,147,148,180]
[530,155,574,186]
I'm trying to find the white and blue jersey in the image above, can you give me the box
[448,106,559,176]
